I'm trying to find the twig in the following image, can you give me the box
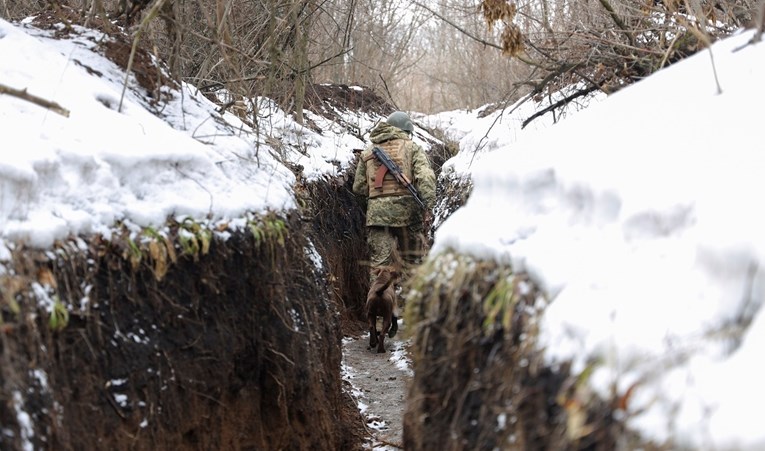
[297,47,354,75]
[658,32,681,69]
[373,437,404,449]
[705,45,722,95]
[378,74,399,110]
[755,0,765,42]
[413,0,501,51]
[597,0,635,46]
[0,83,70,117]
[119,0,169,112]
[102,388,128,419]
[678,4,722,94]
[521,85,599,129]
[467,107,510,169]
[733,0,765,51]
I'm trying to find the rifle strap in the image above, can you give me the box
[374,165,388,189]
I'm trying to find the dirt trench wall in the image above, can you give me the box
[0,213,363,451]
[402,251,634,451]
[299,168,370,331]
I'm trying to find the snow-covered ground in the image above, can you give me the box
[425,28,765,450]
[3,11,765,449]
[342,334,413,450]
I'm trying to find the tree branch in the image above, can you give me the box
[756,0,765,42]
[597,0,635,46]
[0,83,70,117]
[378,74,399,110]
[521,85,599,129]
[413,0,502,51]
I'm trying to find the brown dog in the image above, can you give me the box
[366,266,399,353]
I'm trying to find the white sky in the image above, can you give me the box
[2,15,764,450]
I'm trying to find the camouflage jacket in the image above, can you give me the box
[353,122,436,227]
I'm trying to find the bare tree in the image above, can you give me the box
[310,0,430,109]
[457,0,756,124]
[402,0,531,112]
[2,0,757,118]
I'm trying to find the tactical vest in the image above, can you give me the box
[363,139,413,198]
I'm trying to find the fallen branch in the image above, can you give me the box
[521,85,599,129]
[0,83,70,117]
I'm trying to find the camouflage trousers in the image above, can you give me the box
[367,223,427,314]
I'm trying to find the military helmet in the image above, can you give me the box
[386,111,414,134]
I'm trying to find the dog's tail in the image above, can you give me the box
[374,269,397,296]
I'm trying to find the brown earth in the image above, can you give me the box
[342,321,413,451]
[0,212,367,451]
[301,162,414,451]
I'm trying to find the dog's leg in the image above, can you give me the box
[378,316,391,353]
[368,314,378,349]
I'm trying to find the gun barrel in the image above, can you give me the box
[408,186,426,208]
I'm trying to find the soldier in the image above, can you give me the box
[353,111,436,337]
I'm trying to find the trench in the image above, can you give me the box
[0,197,370,450]
[0,108,467,450]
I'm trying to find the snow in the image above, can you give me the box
[0,17,302,249]
[388,339,413,377]
[427,29,765,450]
[2,13,765,450]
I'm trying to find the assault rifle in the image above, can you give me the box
[372,146,426,209]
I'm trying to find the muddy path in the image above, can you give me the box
[342,321,413,450]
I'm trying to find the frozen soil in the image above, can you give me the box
[342,320,413,450]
